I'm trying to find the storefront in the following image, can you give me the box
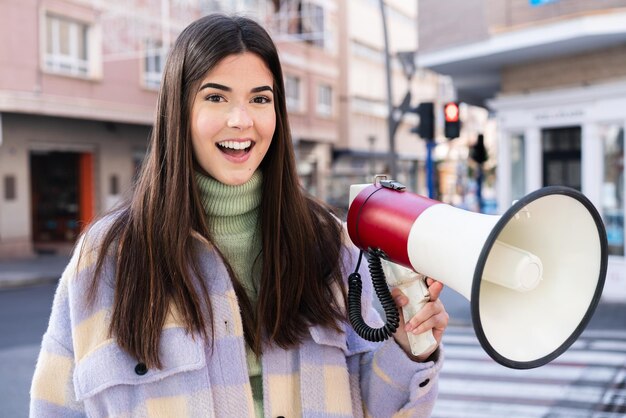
[0,113,149,259]
[490,80,626,301]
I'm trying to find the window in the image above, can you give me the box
[541,126,581,190]
[302,2,324,47]
[45,14,90,76]
[285,75,301,112]
[352,40,384,64]
[510,133,526,201]
[600,125,624,256]
[274,1,326,48]
[144,39,165,89]
[316,84,332,117]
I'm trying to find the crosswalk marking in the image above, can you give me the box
[432,399,626,418]
[591,340,626,351]
[442,345,626,366]
[582,329,626,339]
[443,359,616,382]
[440,378,605,403]
[432,326,626,418]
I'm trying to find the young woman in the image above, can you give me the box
[30,14,448,418]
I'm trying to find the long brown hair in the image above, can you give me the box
[86,14,346,368]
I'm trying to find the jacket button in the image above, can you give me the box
[135,362,148,375]
[419,378,430,387]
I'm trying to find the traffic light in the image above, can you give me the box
[470,134,488,164]
[410,102,434,140]
[443,102,461,139]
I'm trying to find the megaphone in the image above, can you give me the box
[346,178,607,369]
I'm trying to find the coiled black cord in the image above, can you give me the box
[348,249,400,342]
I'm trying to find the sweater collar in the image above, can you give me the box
[195,170,263,235]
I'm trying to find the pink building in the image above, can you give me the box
[0,0,342,258]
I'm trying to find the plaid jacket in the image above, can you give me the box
[30,219,442,417]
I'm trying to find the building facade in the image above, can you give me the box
[267,0,341,203]
[0,0,447,260]
[332,0,431,209]
[0,0,347,259]
[417,0,626,301]
[0,0,162,258]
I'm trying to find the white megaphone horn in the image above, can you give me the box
[347,178,607,369]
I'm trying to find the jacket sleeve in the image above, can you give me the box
[30,214,120,417]
[29,265,86,417]
[341,236,443,417]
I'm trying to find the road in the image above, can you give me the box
[432,325,626,418]
[0,283,56,418]
[1,283,625,417]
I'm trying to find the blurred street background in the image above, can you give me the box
[1,0,626,417]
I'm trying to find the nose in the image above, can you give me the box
[227,105,253,130]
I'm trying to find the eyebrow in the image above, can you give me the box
[198,82,273,94]
[251,85,274,94]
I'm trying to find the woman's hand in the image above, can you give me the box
[391,278,449,362]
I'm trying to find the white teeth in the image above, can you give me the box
[217,140,252,150]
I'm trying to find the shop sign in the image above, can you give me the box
[529,0,559,6]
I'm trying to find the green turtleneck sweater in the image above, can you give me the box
[195,170,264,418]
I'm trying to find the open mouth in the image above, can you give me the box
[216,140,254,158]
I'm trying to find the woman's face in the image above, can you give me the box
[190,52,276,186]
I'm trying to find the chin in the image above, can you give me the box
[218,172,255,186]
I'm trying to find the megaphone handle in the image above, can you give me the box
[397,279,438,357]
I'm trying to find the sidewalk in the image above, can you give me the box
[0,255,69,289]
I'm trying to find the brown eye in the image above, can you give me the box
[205,94,225,103]
[251,96,271,104]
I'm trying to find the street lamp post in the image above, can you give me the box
[379,0,396,179]
[379,0,417,181]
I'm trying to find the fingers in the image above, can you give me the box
[390,287,408,307]
[427,280,444,301]
[390,281,450,359]
[390,278,449,338]
[392,278,444,302]
[404,299,448,335]
[390,279,445,310]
